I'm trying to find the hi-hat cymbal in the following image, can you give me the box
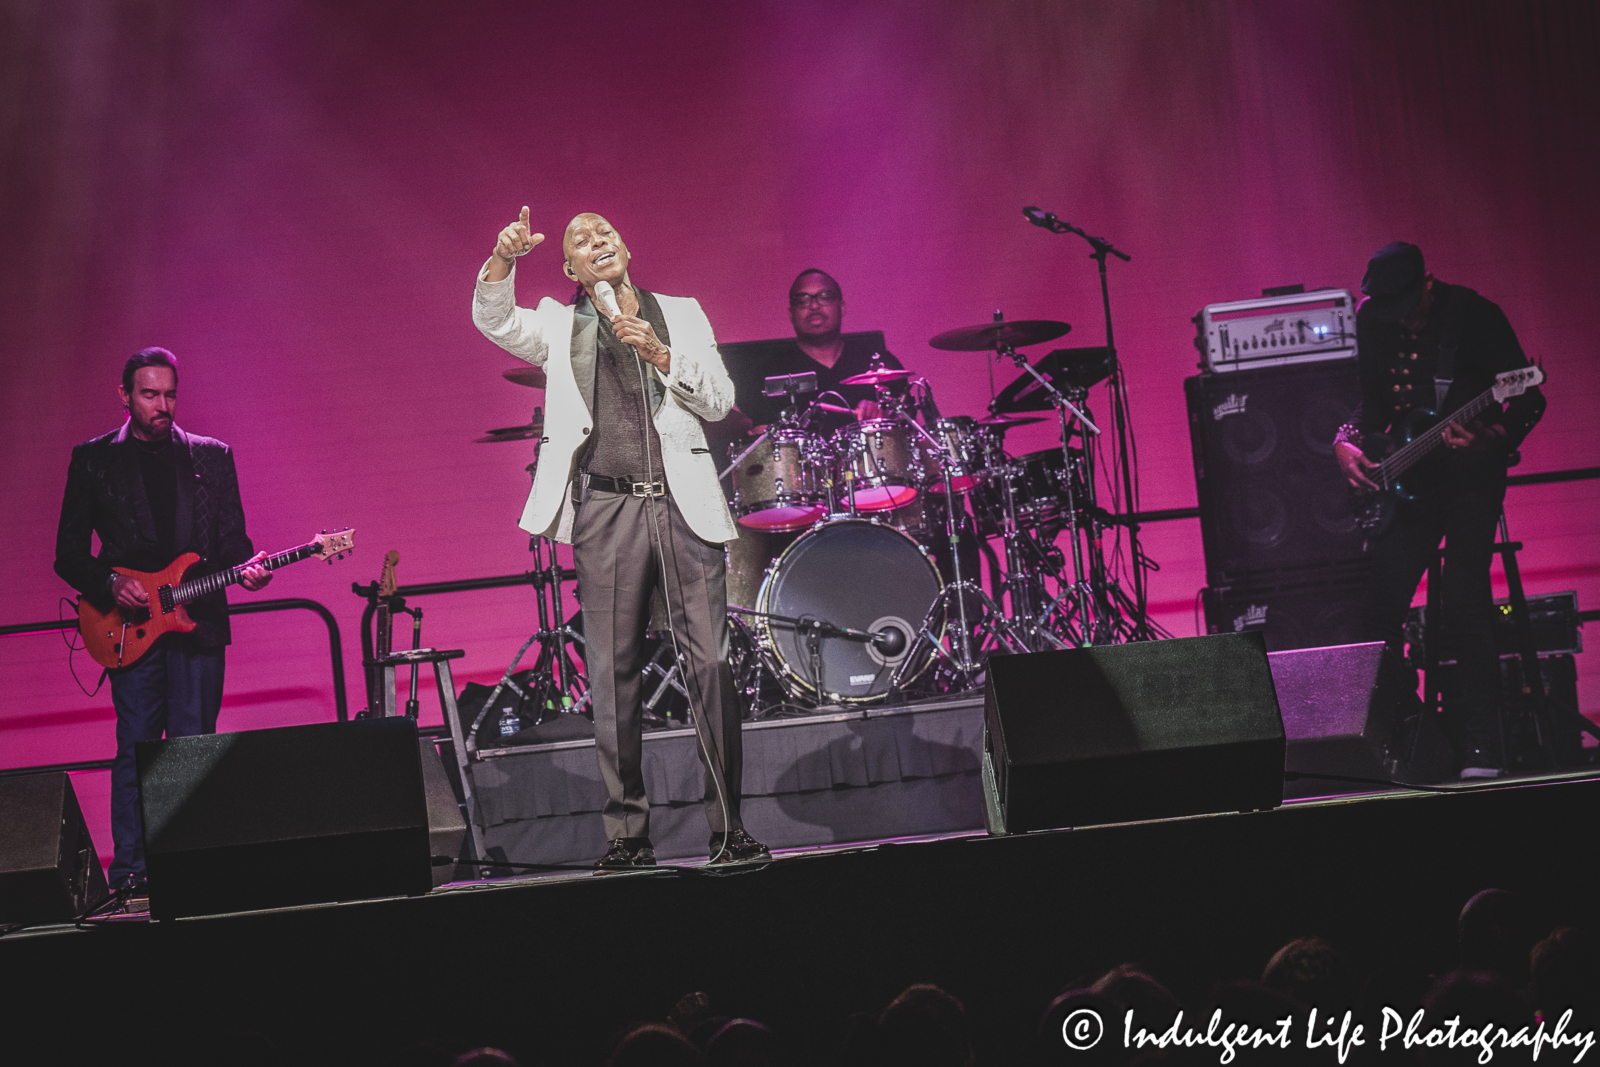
[929,320,1071,352]
[839,367,913,386]
[475,420,545,443]
[502,366,548,389]
[975,413,1046,429]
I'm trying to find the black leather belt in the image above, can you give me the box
[586,472,667,498]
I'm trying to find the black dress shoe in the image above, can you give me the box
[595,837,656,870]
[707,828,771,865]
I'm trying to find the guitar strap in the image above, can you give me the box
[1435,319,1457,411]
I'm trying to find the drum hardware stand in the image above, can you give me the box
[888,452,1029,696]
[992,332,1107,645]
[640,639,691,721]
[466,457,589,751]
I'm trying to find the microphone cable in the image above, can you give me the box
[600,282,734,864]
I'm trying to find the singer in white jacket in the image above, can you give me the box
[472,209,768,869]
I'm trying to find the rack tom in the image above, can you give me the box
[732,428,827,531]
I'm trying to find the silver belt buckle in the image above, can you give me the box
[632,479,665,498]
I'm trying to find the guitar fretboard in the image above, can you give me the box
[1376,389,1499,489]
[169,542,319,605]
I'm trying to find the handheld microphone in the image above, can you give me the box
[593,280,622,319]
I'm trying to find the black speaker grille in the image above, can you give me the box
[1186,362,1368,584]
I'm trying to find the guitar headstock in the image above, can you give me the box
[1493,365,1545,402]
[311,528,356,562]
[378,550,399,597]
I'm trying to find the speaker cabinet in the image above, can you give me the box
[982,633,1286,834]
[1270,641,1452,797]
[1203,561,1371,653]
[0,772,108,924]
[1186,362,1368,584]
[138,718,432,919]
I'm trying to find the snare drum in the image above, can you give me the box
[833,418,927,512]
[731,428,827,531]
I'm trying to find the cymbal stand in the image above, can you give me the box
[995,338,1104,644]
[889,433,1029,695]
[466,458,587,750]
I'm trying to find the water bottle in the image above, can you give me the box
[497,704,522,738]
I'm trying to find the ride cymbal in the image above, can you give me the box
[928,320,1071,352]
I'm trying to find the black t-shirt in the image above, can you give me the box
[134,434,178,566]
[723,332,905,431]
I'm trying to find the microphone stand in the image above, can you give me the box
[1023,206,1157,642]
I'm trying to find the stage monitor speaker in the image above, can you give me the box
[1269,641,1452,798]
[138,718,432,919]
[982,632,1286,835]
[1203,561,1371,652]
[1185,362,1368,584]
[0,772,108,924]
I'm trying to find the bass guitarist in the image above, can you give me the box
[1334,242,1545,779]
[54,347,272,895]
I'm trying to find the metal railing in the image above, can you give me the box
[0,597,348,780]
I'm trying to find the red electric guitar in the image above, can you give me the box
[77,529,355,670]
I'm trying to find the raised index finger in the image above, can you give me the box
[518,205,530,230]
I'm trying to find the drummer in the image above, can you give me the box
[733,269,934,430]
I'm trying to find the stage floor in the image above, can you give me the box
[7,769,1598,1064]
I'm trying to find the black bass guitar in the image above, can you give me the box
[1349,365,1544,535]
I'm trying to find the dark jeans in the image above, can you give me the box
[1359,472,1506,761]
[108,643,225,887]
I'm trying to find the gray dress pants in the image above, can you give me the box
[572,487,743,840]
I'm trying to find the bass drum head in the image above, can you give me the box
[758,519,943,704]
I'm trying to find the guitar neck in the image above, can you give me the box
[1377,387,1497,485]
[170,542,319,605]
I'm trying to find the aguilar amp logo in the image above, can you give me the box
[1213,394,1248,421]
[1232,604,1268,632]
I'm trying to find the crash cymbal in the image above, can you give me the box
[502,366,548,389]
[839,367,913,386]
[475,420,545,443]
[975,413,1046,429]
[929,320,1071,352]
[991,346,1115,414]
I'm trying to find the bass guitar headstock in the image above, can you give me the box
[1492,365,1545,403]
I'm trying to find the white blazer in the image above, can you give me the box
[472,262,740,544]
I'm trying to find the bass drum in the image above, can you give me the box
[758,520,943,704]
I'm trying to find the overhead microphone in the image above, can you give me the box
[1022,205,1056,228]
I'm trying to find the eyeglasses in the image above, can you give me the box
[790,290,841,308]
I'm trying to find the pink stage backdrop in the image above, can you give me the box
[4,1,1597,861]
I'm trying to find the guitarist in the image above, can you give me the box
[53,347,272,895]
[1333,242,1545,779]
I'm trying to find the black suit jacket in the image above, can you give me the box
[55,423,256,647]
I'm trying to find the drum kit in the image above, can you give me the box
[475,311,1147,720]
